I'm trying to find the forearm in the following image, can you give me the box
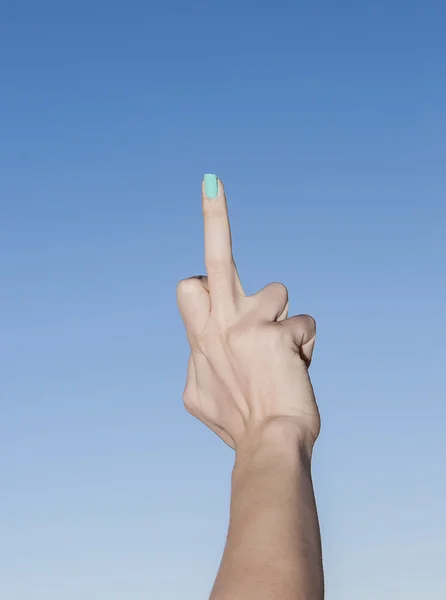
[210,418,324,600]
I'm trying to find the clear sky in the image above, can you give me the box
[0,1,445,598]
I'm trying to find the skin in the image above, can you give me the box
[176,178,324,600]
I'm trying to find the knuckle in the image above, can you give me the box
[182,389,197,415]
[176,277,200,297]
[308,314,317,328]
[301,313,317,332]
[273,281,288,297]
[205,257,230,276]
[272,282,288,306]
[203,201,225,215]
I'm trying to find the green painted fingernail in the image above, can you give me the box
[204,174,218,199]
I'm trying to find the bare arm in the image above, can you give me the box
[177,175,324,600]
[210,419,323,600]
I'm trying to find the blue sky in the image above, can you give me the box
[0,1,445,598]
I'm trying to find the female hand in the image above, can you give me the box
[176,175,320,451]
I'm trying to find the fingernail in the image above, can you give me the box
[204,174,218,199]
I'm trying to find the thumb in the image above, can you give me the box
[282,314,317,367]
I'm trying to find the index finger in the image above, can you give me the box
[202,175,244,306]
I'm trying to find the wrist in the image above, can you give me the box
[234,417,315,474]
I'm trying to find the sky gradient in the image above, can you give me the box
[1,1,445,598]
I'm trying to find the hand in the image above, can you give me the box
[176,176,320,450]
